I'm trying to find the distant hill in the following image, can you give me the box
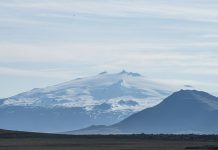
[70,90,218,134]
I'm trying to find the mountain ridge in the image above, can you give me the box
[0,71,173,132]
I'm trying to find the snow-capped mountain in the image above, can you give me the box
[2,70,173,111]
[0,70,173,132]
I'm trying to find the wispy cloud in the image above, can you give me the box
[1,41,217,80]
[1,41,218,62]
[0,67,77,79]
[0,0,218,97]
[1,0,218,22]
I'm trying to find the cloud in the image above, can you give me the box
[1,41,217,72]
[1,0,218,23]
[0,67,76,79]
[154,78,218,94]
[1,40,218,83]
[0,42,162,63]
[0,41,217,63]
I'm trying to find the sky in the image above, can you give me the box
[1,0,218,98]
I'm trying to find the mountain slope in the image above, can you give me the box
[70,90,218,134]
[0,71,173,132]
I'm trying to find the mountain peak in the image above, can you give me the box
[98,71,108,75]
[119,70,142,77]
[176,89,199,94]
[97,70,142,77]
[174,89,211,97]
[160,89,218,111]
[120,70,128,74]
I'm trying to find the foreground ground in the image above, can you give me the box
[0,130,218,150]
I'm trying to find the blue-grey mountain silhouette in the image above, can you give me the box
[70,90,218,134]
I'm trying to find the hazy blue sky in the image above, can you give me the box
[1,0,218,98]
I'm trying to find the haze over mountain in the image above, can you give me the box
[0,71,173,132]
[70,90,218,134]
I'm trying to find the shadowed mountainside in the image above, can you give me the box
[70,90,218,134]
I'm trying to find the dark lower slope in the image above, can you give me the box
[0,106,125,133]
